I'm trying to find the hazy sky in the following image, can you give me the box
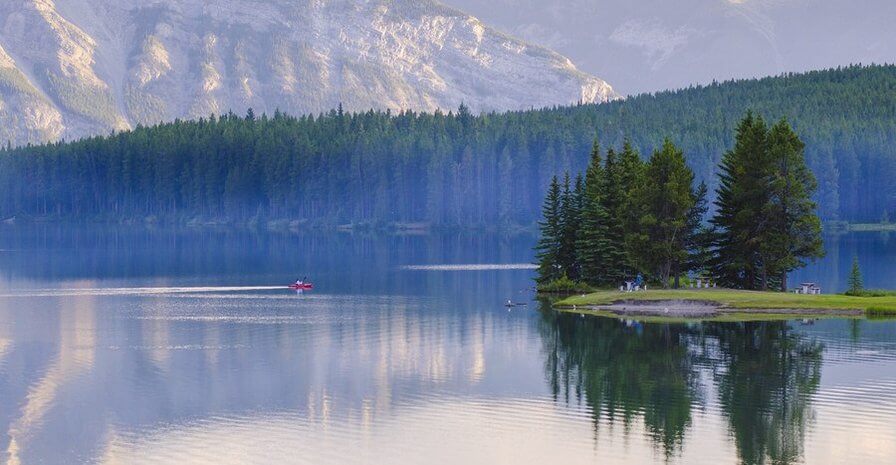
[441,0,896,95]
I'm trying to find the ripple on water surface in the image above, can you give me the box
[2,285,896,464]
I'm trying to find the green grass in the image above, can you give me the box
[556,288,896,313]
[566,307,861,324]
[845,289,896,297]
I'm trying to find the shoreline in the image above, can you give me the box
[558,300,863,322]
[554,289,896,321]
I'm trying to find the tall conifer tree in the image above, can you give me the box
[557,173,581,279]
[712,112,771,289]
[601,147,626,282]
[602,142,645,282]
[712,113,823,290]
[632,139,696,287]
[576,141,612,284]
[536,176,563,283]
[684,181,714,281]
[762,118,824,291]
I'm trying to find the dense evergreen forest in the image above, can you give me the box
[0,64,894,226]
[536,114,823,291]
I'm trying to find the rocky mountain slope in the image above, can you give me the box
[0,0,616,146]
[445,0,896,95]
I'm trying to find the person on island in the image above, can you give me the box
[635,273,644,290]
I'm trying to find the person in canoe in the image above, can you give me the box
[295,276,307,286]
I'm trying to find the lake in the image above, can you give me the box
[0,227,894,464]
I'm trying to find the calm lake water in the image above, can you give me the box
[0,227,894,464]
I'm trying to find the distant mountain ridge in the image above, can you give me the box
[0,0,616,146]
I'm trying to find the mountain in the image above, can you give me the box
[0,0,616,146]
[443,0,896,95]
[2,65,894,226]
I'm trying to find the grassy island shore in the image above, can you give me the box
[554,288,896,321]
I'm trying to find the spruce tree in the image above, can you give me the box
[576,141,611,285]
[712,112,771,289]
[618,142,647,275]
[601,147,626,282]
[604,142,644,282]
[684,181,714,280]
[762,118,825,291]
[573,173,586,224]
[713,113,824,290]
[632,139,696,287]
[847,256,863,295]
[536,176,563,283]
[556,173,581,280]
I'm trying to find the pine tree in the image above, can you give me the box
[762,118,825,291]
[536,176,563,283]
[712,112,771,289]
[847,256,863,295]
[601,147,626,282]
[605,142,644,282]
[684,181,714,279]
[632,139,696,287]
[713,114,824,290]
[556,173,582,280]
[576,141,611,285]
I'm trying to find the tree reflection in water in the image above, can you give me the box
[537,300,823,465]
[706,321,823,465]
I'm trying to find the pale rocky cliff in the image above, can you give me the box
[0,0,617,146]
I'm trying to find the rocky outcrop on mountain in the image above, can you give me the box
[0,0,617,146]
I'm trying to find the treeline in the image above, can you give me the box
[536,113,823,290]
[0,64,894,225]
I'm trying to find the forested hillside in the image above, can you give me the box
[1,64,894,226]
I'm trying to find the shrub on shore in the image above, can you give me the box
[537,275,592,294]
[846,289,896,297]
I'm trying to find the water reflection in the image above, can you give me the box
[539,303,828,465]
[539,305,700,458]
[0,227,893,464]
[707,322,822,465]
[791,231,896,292]
[0,276,547,463]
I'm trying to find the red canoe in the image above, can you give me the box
[288,283,314,290]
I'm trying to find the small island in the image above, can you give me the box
[534,113,896,322]
[554,288,896,322]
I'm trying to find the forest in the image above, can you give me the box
[0,64,893,227]
[535,113,823,291]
